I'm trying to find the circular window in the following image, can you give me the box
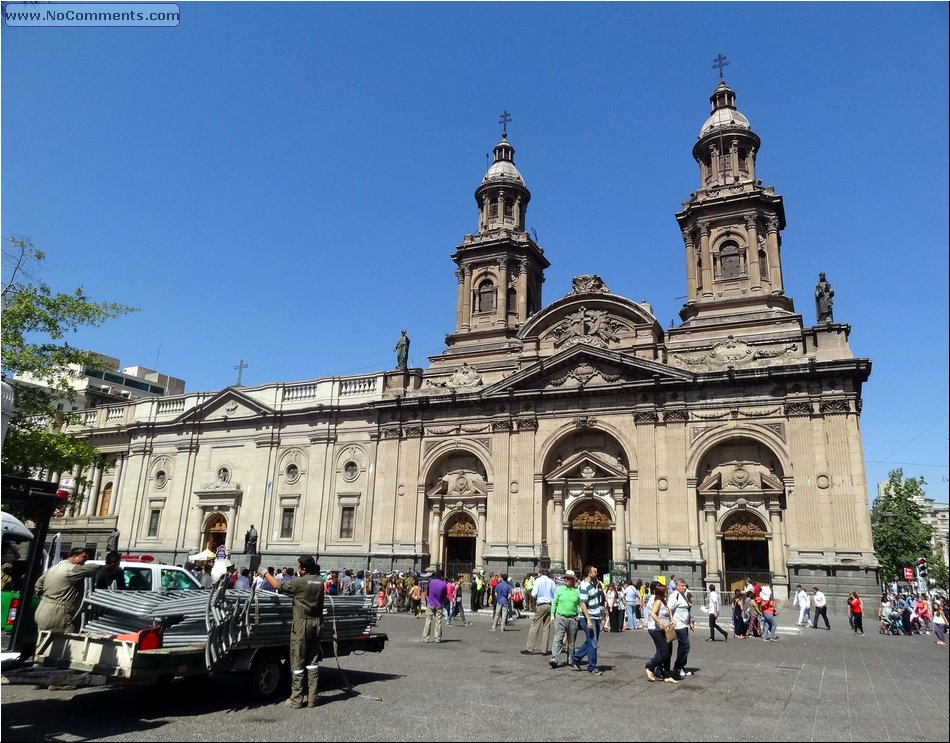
[217,466,231,483]
[155,470,167,489]
[285,463,300,483]
[343,461,359,482]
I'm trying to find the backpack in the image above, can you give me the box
[513,589,522,603]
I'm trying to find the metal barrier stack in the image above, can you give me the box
[79,586,381,671]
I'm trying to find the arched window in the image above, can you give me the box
[476,280,496,313]
[507,287,517,315]
[503,198,514,218]
[717,241,745,280]
[758,247,769,282]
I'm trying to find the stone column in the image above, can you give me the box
[682,229,697,301]
[428,503,442,566]
[109,454,126,516]
[455,268,465,331]
[517,259,528,322]
[461,267,472,331]
[496,259,508,326]
[551,490,564,568]
[766,216,783,291]
[699,222,714,298]
[745,215,762,292]
[768,501,788,586]
[476,503,487,569]
[513,195,522,229]
[703,497,720,584]
[613,490,627,564]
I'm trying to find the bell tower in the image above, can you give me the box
[675,74,795,326]
[446,113,549,349]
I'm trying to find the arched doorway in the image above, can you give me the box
[203,513,228,551]
[720,511,770,592]
[567,500,613,577]
[97,481,113,517]
[443,514,476,580]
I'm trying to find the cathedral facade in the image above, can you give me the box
[56,81,877,599]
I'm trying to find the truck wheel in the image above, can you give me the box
[247,654,286,702]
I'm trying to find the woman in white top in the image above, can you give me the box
[645,583,677,684]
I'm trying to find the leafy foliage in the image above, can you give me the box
[870,469,935,583]
[2,237,135,511]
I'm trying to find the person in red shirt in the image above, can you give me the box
[915,596,932,634]
[849,592,864,636]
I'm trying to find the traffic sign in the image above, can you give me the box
[903,567,915,581]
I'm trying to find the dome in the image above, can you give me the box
[700,107,750,137]
[483,158,525,185]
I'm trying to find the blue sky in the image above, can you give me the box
[2,2,948,505]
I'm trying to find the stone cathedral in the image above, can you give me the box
[56,80,878,598]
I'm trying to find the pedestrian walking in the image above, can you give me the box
[668,579,695,679]
[522,568,556,655]
[548,571,580,668]
[704,584,729,641]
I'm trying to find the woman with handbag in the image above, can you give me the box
[645,583,678,684]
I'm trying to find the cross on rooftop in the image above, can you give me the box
[499,110,511,138]
[234,359,247,386]
[712,53,729,80]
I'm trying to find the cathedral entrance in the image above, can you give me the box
[443,514,476,580]
[720,511,770,592]
[203,513,228,552]
[567,501,612,577]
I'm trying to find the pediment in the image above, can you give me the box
[484,344,693,396]
[519,289,662,350]
[698,461,783,493]
[176,387,273,424]
[547,451,627,482]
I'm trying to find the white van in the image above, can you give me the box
[85,556,202,592]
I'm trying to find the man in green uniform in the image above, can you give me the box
[34,547,99,633]
[260,555,324,708]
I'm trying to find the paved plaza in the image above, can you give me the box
[2,609,947,742]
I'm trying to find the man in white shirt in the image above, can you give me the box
[522,568,557,655]
[705,584,729,641]
[667,580,695,678]
[811,586,830,629]
[794,584,811,626]
[623,581,639,630]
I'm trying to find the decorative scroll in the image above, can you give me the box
[516,418,538,431]
[736,407,782,417]
[381,427,401,439]
[693,410,729,420]
[403,425,423,437]
[426,363,484,390]
[664,409,689,423]
[819,400,850,414]
[570,275,611,294]
[461,424,490,433]
[572,416,597,428]
[633,411,659,424]
[491,420,513,432]
[784,402,813,416]
[428,425,460,436]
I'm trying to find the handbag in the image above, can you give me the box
[664,625,677,642]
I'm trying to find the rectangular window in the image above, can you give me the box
[339,506,355,539]
[147,509,160,537]
[280,507,295,539]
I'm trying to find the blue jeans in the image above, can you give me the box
[762,612,777,639]
[625,603,637,629]
[571,616,601,670]
[673,626,690,673]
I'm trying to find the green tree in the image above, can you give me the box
[870,469,935,583]
[1,236,135,511]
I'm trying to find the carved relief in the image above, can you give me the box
[633,411,659,425]
[403,425,423,438]
[671,335,798,370]
[548,306,626,349]
[491,420,512,432]
[570,508,612,530]
[381,426,401,439]
[762,422,786,440]
[516,418,538,431]
[426,363,484,390]
[572,416,597,428]
[447,519,477,537]
[819,400,850,414]
[737,407,782,417]
[427,425,460,436]
[549,362,622,387]
[460,424,490,433]
[721,513,768,540]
